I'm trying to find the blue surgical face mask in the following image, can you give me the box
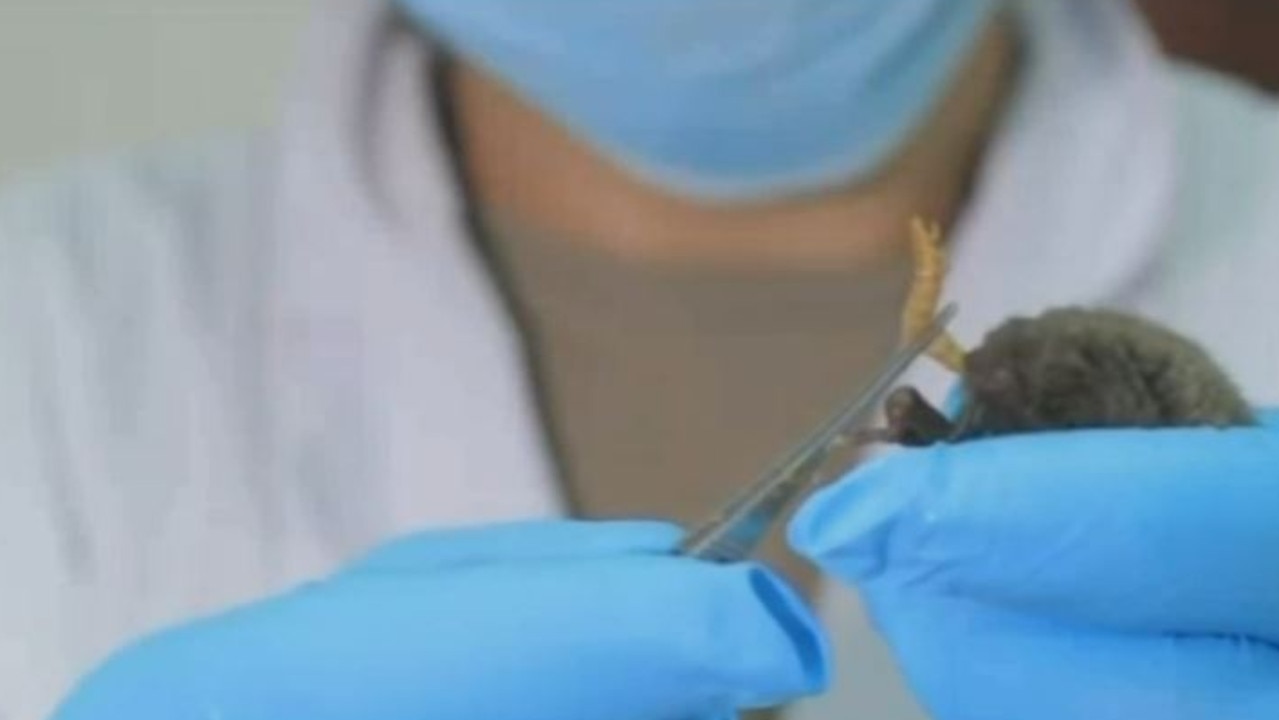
[399,0,1000,202]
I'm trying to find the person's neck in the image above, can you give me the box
[449,16,1018,273]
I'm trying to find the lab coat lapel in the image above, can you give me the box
[269,1,561,560]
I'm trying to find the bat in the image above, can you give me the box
[875,219,1255,446]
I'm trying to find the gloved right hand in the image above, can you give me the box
[790,411,1279,719]
[53,520,828,720]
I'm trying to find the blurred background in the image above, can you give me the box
[0,0,1276,185]
[0,0,311,183]
[1137,0,1279,94]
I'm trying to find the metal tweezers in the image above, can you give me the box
[678,303,958,563]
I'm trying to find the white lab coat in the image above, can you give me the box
[2,0,1278,718]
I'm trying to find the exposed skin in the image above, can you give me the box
[449,15,1019,272]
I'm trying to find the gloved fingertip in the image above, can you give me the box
[941,381,968,420]
[744,567,831,701]
[1255,406,1279,429]
[787,453,929,583]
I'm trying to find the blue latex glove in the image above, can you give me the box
[54,520,828,720]
[790,410,1279,719]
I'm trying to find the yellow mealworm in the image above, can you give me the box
[902,217,967,373]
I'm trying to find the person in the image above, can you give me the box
[2,0,1278,718]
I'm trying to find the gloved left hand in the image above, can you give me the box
[790,411,1279,719]
[53,520,828,720]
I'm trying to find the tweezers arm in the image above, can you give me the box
[676,451,827,562]
[676,303,957,564]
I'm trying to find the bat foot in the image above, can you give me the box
[883,386,956,447]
